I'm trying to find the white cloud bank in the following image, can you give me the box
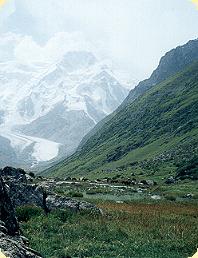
[0,0,198,81]
[14,32,94,64]
[0,31,97,65]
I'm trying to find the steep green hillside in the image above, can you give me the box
[79,39,198,151]
[43,61,198,180]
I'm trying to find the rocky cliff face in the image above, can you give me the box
[0,176,19,236]
[124,38,198,105]
[0,173,42,258]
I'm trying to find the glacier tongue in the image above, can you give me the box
[0,51,129,169]
[31,137,60,163]
[0,130,61,163]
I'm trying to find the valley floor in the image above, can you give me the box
[18,178,198,258]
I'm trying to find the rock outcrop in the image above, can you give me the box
[46,195,101,214]
[0,174,42,258]
[1,167,101,214]
[0,176,19,236]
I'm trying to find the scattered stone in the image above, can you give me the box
[165,176,176,184]
[140,180,156,186]
[151,195,161,200]
[64,176,72,181]
[183,193,194,199]
[79,177,89,182]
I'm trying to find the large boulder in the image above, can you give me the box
[0,176,42,258]
[165,176,176,184]
[140,180,156,187]
[46,194,102,214]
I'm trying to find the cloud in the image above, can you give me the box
[0,32,21,61]
[0,0,198,81]
[11,32,94,64]
[0,30,100,65]
[16,0,198,79]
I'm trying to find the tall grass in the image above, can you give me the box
[19,201,198,258]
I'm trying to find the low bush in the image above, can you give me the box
[176,156,198,180]
[66,191,83,198]
[16,205,43,222]
[165,195,177,202]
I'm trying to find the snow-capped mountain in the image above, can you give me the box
[0,51,128,169]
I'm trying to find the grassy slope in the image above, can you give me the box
[43,62,198,180]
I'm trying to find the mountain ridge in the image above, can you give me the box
[76,39,198,152]
[43,59,198,179]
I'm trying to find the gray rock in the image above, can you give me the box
[165,176,176,184]
[46,194,102,214]
[140,180,156,186]
[0,234,42,258]
[0,175,42,258]
[1,166,102,215]
[183,193,194,199]
[0,176,19,235]
[151,195,161,200]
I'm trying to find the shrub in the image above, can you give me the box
[192,194,198,200]
[176,156,198,180]
[16,205,43,222]
[52,209,75,223]
[165,195,176,202]
[66,191,83,198]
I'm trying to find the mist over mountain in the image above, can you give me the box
[0,51,128,169]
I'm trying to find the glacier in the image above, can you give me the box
[0,51,128,169]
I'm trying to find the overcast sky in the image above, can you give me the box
[0,0,198,83]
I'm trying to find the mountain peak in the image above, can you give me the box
[124,38,198,105]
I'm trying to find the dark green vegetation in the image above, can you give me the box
[16,205,44,222]
[43,60,198,182]
[18,201,198,258]
[176,157,198,180]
